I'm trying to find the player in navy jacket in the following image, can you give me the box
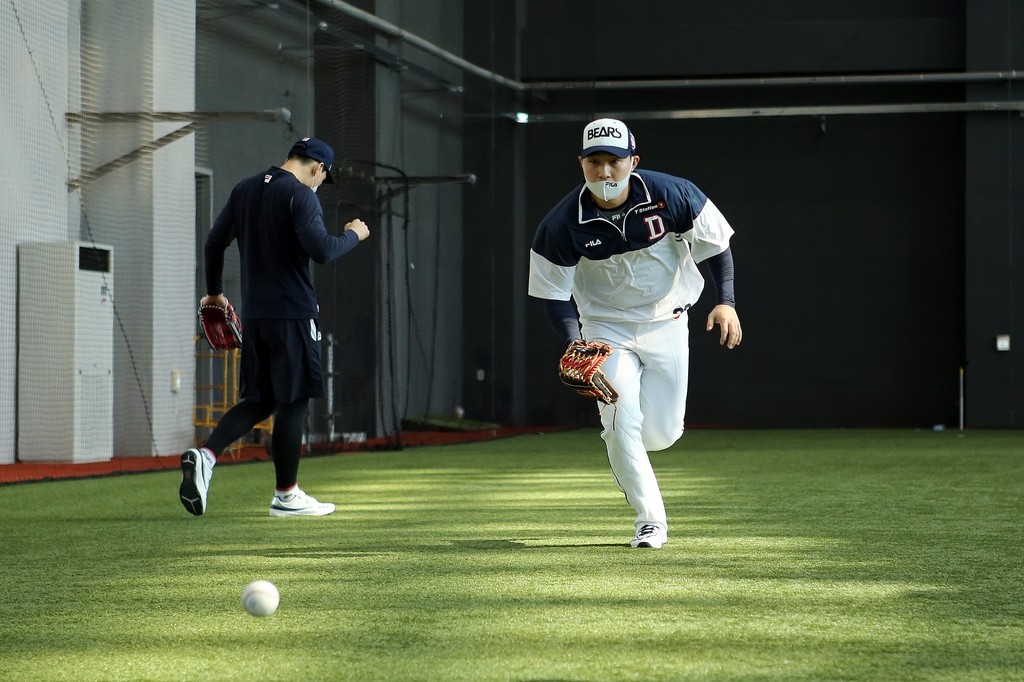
[529,119,742,548]
[179,137,369,518]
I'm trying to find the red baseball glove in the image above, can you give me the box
[558,340,619,404]
[198,300,243,350]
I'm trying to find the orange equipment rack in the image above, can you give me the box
[193,336,272,458]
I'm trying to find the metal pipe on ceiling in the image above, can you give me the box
[529,70,1024,91]
[302,2,1024,95]
[528,100,1024,123]
[310,0,527,91]
[66,109,292,124]
[299,1,1024,124]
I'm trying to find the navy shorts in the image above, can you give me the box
[239,318,325,404]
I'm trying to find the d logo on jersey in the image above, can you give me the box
[644,214,666,241]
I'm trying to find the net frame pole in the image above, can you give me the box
[960,367,965,432]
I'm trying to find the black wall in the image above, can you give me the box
[522,1,964,79]
[461,2,524,424]
[464,1,1021,428]
[965,0,1024,427]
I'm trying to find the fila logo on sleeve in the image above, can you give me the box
[643,214,666,241]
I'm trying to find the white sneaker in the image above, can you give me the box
[630,524,667,549]
[180,448,214,516]
[269,488,336,517]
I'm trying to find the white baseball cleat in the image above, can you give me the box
[269,488,336,517]
[180,448,214,516]
[630,524,667,549]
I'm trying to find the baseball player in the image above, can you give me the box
[529,119,741,548]
[179,137,370,517]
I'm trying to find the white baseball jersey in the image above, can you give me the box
[528,170,733,323]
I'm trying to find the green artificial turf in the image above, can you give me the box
[1,429,1023,681]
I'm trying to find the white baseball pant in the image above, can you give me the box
[581,314,690,532]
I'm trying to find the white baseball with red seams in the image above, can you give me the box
[242,580,280,617]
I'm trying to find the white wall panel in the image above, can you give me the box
[0,0,72,464]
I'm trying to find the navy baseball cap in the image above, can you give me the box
[581,118,636,158]
[289,137,335,184]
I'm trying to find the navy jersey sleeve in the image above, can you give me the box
[290,189,359,264]
[664,175,708,228]
[205,186,238,296]
[664,176,734,263]
[530,211,580,268]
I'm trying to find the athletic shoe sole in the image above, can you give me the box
[179,451,205,516]
[269,503,336,517]
[630,526,667,549]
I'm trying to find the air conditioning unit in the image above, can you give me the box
[18,242,114,463]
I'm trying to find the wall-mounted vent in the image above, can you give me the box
[79,246,110,272]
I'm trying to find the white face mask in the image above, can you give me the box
[584,157,636,201]
[311,165,324,193]
[586,177,628,201]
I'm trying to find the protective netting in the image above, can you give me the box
[2,0,468,482]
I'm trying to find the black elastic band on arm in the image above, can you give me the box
[544,299,583,347]
[704,247,736,307]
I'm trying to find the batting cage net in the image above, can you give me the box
[2,0,474,483]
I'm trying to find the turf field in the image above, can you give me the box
[1,429,1023,681]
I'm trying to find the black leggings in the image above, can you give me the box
[204,398,309,489]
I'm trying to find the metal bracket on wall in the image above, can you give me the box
[65,108,291,191]
[334,166,476,202]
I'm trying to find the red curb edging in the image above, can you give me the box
[0,426,568,485]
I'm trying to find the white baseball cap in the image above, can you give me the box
[581,118,636,158]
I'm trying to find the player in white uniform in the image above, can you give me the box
[528,118,742,548]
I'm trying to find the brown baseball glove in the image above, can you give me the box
[198,300,243,350]
[558,340,619,404]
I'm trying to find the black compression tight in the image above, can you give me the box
[203,398,309,490]
[268,399,308,489]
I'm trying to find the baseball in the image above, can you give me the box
[241,580,280,617]
[453,406,465,419]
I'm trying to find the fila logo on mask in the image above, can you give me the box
[587,126,622,140]
[584,238,603,248]
[644,214,666,241]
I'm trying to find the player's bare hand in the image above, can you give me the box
[345,219,370,241]
[707,305,742,349]
[201,294,229,308]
